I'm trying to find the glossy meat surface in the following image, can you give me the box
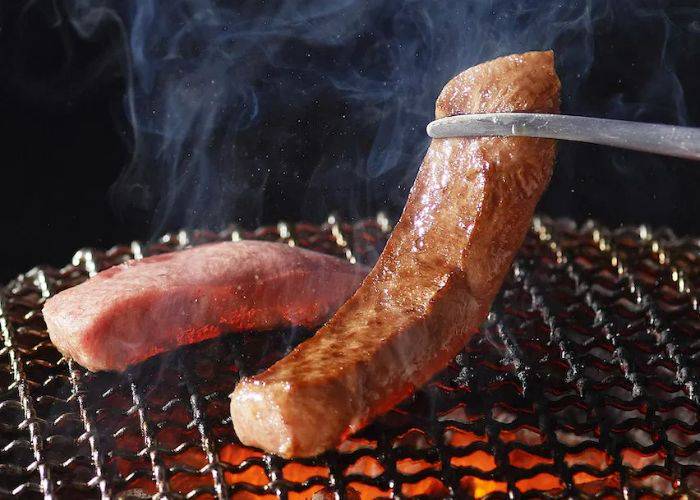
[231,51,560,458]
[44,241,367,372]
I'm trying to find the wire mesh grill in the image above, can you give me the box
[2,213,700,499]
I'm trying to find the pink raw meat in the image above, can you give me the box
[43,241,367,371]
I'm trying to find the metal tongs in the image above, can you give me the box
[426,113,700,161]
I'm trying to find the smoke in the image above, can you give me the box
[59,0,694,234]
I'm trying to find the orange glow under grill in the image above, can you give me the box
[2,216,700,498]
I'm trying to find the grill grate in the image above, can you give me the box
[2,214,700,498]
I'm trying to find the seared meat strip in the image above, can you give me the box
[231,51,560,458]
[44,241,367,372]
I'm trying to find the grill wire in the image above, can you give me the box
[2,213,700,499]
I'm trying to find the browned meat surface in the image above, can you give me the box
[43,241,367,372]
[231,51,560,458]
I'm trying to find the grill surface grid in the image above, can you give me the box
[1,215,700,499]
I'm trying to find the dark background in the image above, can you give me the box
[1,0,700,283]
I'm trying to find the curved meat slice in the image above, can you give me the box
[231,51,560,457]
[44,241,367,372]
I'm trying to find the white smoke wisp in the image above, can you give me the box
[61,0,692,234]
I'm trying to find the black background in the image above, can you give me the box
[1,0,700,283]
